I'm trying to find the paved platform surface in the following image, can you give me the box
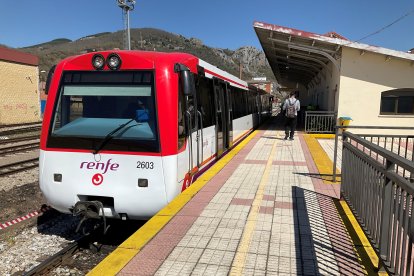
[90,120,375,275]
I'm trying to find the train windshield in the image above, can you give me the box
[47,71,160,152]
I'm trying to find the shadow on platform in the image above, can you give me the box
[293,172,341,183]
[292,187,367,275]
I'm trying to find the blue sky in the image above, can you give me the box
[1,0,413,52]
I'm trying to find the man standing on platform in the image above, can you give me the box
[282,91,300,140]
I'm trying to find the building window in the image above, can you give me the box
[380,89,414,115]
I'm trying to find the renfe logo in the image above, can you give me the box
[80,159,120,174]
[92,173,104,185]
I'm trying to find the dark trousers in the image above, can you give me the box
[284,116,297,138]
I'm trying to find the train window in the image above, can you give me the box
[196,76,214,128]
[186,94,197,131]
[178,81,186,149]
[230,89,236,119]
[245,92,249,114]
[47,71,160,153]
[251,93,255,114]
[242,90,248,116]
[231,87,246,119]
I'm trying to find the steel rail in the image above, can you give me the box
[0,142,39,156]
[24,238,86,276]
[0,135,40,145]
[0,158,39,176]
[23,222,110,276]
[0,122,41,131]
[0,126,41,137]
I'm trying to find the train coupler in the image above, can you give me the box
[72,201,110,235]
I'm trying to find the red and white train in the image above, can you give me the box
[40,50,272,220]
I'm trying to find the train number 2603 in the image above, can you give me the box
[136,161,154,169]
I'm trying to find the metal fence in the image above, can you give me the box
[304,111,336,133]
[357,134,414,181]
[341,131,414,275]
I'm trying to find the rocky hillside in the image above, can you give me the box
[19,28,275,84]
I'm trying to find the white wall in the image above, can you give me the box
[338,47,414,134]
[307,61,340,111]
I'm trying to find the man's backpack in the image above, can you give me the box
[286,99,297,118]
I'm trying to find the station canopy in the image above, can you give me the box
[253,21,414,88]
[254,21,344,88]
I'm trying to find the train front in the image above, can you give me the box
[39,51,179,220]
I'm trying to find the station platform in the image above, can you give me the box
[89,118,383,276]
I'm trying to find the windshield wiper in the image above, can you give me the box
[94,118,136,154]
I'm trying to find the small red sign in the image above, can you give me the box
[92,173,104,186]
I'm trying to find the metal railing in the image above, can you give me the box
[341,131,414,275]
[357,134,414,181]
[305,111,336,133]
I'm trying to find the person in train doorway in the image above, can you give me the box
[282,91,300,140]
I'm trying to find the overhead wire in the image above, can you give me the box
[354,8,414,43]
[341,8,414,47]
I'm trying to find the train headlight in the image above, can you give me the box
[54,173,62,182]
[138,178,148,187]
[92,54,105,70]
[107,53,122,70]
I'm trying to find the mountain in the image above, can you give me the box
[19,28,276,86]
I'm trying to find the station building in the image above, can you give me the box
[0,46,41,125]
[248,77,273,93]
[254,21,414,134]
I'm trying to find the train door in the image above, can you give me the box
[256,94,261,125]
[176,63,201,189]
[185,86,204,172]
[213,78,232,158]
[225,83,233,148]
[187,88,205,172]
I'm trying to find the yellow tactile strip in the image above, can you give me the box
[309,133,336,139]
[303,134,388,275]
[334,200,388,275]
[303,134,340,184]
[87,130,259,276]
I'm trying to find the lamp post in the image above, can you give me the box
[117,0,136,50]
[38,70,46,82]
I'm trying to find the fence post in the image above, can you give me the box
[305,111,308,133]
[333,126,339,182]
[378,159,395,268]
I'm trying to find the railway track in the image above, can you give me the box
[0,122,41,131]
[0,141,39,156]
[0,135,40,145]
[0,126,41,137]
[22,219,144,275]
[0,158,39,176]
[23,230,109,276]
[24,237,87,276]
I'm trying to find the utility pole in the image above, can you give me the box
[239,62,243,79]
[117,0,136,50]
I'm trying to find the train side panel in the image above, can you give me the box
[233,115,254,143]
[177,125,216,189]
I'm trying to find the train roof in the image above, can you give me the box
[57,50,249,90]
